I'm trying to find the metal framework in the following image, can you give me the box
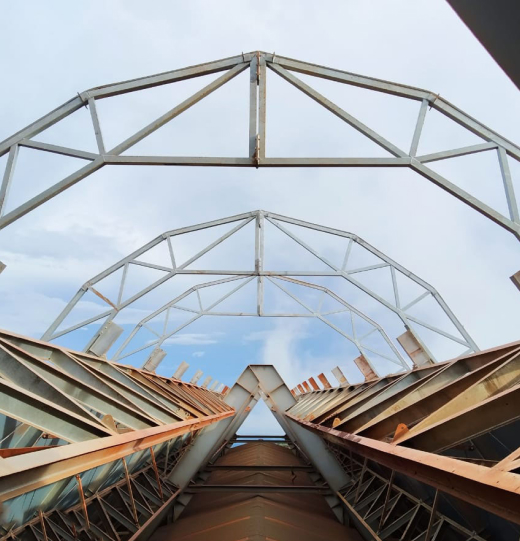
[0,329,233,540]
[1,330,520,541]
[2,49,520,541]
[114,275,407,371]
[287,340,520,536]
[41,210,477,376]
[0,52,519,241]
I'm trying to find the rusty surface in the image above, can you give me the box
[152,442,362,541]
[0,446,58,458]
[317,373,331,389]
[353,354,377,381]
[308,377,320,391]
[0,410,234,502]
[287,413,520,525]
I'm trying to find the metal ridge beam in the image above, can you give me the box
[287,412,520,525]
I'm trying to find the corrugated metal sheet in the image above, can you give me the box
[152,442,362,541]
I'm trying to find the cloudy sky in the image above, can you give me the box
[1,1,520,433]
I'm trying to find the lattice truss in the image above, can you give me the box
[43,211,477,377]
[1,51,520,239]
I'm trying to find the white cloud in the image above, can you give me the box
[1,0,520,388]
[192,351,205,357]
[162,332,223,346]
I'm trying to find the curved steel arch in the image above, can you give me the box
[0,52,519,240]
[113,274,407,375]
[42,210,478,366]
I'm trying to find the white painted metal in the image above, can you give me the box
[41,211,477,376]
[88,321,124,357]
[173,361,189,379]
[0,52,519,242]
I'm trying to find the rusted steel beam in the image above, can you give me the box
[75,474,90,530]
[205,465,313,471]
[126,487,181,541]
[317,373,332,389]
[185,484,330,493]
[0,445,58,458]
[286,412,520,525]
[0,410,234,502]
[397,329,433,367]
[149,448,164,501]
[121,457,140,526]
[354,354,378,381]
[308,377,320,391]
[395,382,520,453]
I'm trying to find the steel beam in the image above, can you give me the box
[0,411,233,503]
[287,413,520,525]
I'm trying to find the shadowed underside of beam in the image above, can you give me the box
[152,442,362,541]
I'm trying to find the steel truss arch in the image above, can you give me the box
[42,210,478,373]
[113,274,407,374]
[0,52,520,240]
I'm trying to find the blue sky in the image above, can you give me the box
[1,1,520,432]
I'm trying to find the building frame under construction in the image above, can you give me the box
[1,51,520,541]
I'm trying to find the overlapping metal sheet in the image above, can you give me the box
[153,442,362,541]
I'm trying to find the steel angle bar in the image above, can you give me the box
[87,97,106,154]
[268,63,406,158]
[268,52,520,159]
[265,211,476,350]
[0,157,105,230]
[409,99,429,157]
[82,219,255,351]
[287,413,520,525]
[258,54,267,160]
[102,156,409,166]
[497,146,520,223]
[416,142,498,164]
[18,139,99,161]
[107,62,248,156]
[266,214,476,355]
[0,145,19,218]
[410,160,520,239]
[104,155,255,166]
[87,52,252,99]
[249,55,258,158]
[0,96,85,157]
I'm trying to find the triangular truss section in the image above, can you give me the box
[167,364,351,523]
[0,52,519,241]
[41,210,478,376]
